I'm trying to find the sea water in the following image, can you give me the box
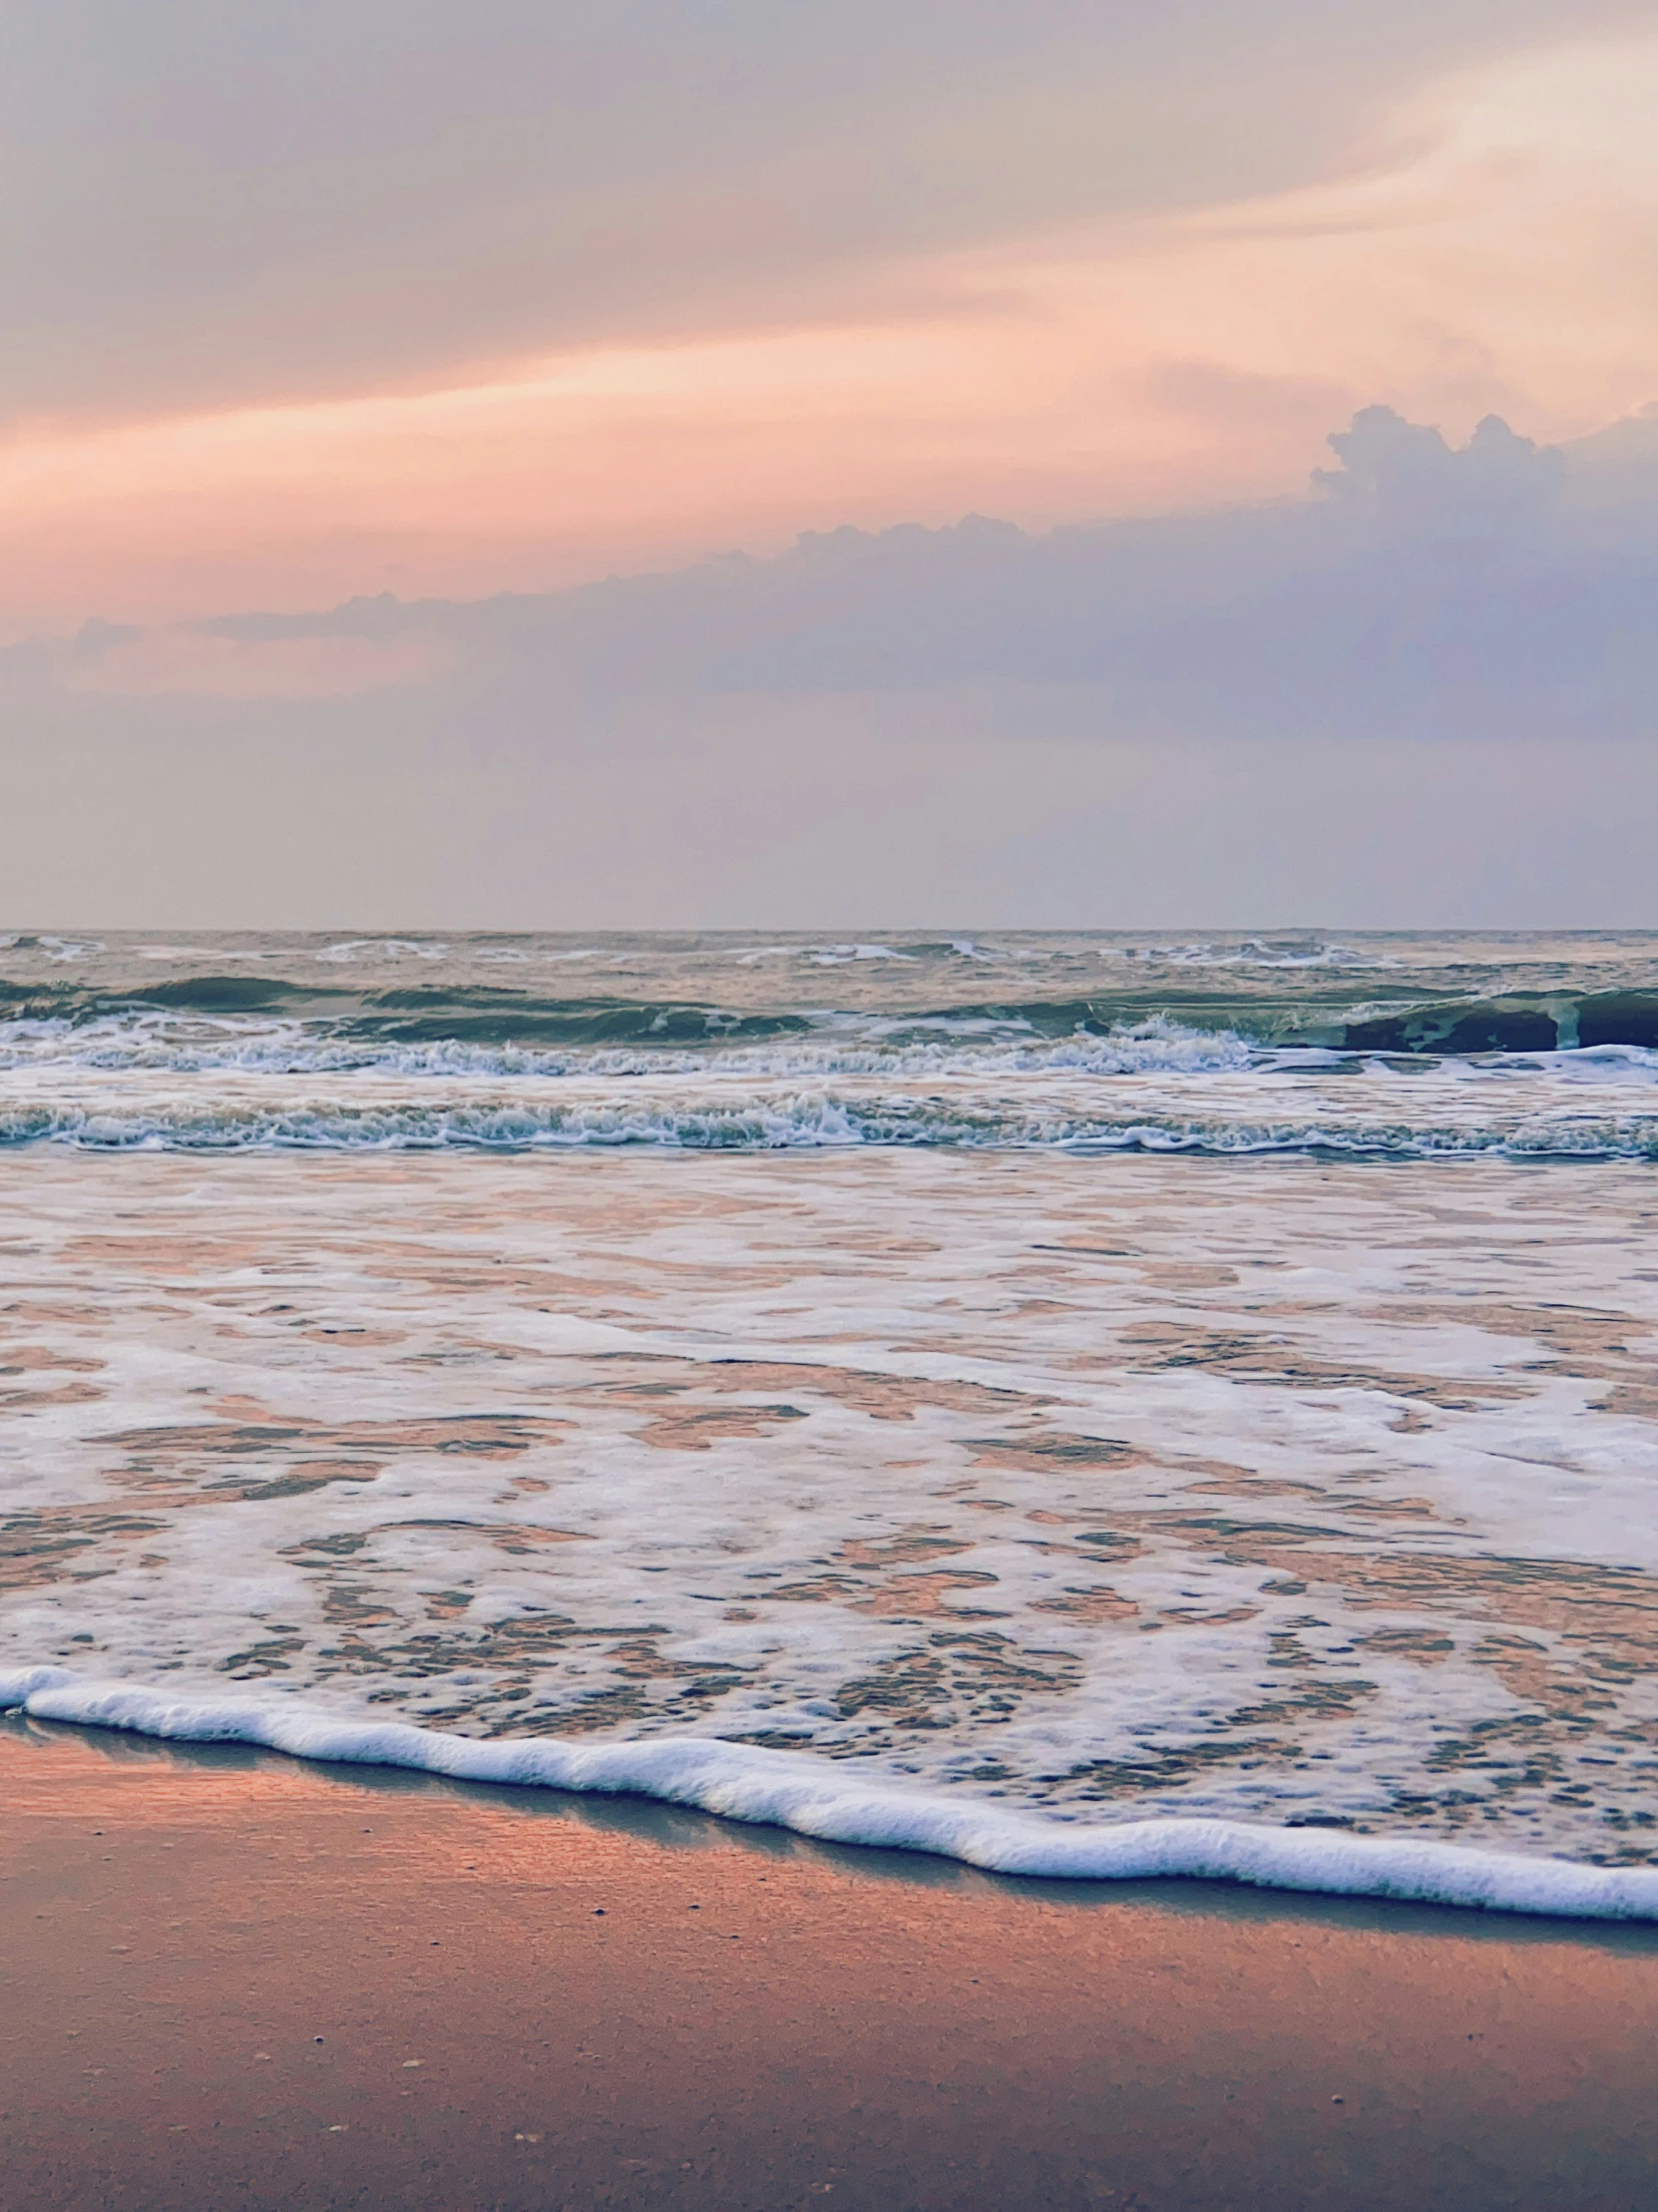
[4,930,1657,1916]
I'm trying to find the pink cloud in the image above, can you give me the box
[2,33,1655,635]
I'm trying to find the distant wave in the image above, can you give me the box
[0,932,1397,972]
[0,1012,1255,1080]
[5,1668,1655,1922]
[5,976,1658,1057]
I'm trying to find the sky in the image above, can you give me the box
[4,2,1658,928]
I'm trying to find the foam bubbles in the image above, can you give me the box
[5,1147,1658,1901]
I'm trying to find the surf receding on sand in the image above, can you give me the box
[6,1147,1658,1883]
[6,1665,1658,1922]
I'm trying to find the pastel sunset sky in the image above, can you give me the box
[5,2,1658,926]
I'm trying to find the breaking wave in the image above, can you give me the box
[0,1010,1255,1080]
[4,1087,1656,1156]
[5,976,1658,1059]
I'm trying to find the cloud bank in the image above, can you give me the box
[3,405,1657,929]
[137,401,1658,743]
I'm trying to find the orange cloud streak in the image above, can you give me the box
[4,35,1655,638]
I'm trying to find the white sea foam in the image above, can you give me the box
[6,1146,1658,1896]
[4,1667,1655,1921]
[1116,938,1395,970]
[315,938,452,963]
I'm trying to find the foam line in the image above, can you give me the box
[6,1669,1657,1922]
[5,1099,1658,1158]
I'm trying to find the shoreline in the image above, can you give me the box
[5,1713,1658,2212]
[7,1666,1658,1925]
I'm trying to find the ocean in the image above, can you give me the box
[4,928,1658,1916]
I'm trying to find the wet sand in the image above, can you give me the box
[3,1718,1657,2211]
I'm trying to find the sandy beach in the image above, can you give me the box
[5,1714,1657,2212]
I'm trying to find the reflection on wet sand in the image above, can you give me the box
[4,1717,1658,2212]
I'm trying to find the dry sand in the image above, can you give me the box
[3,1714,1656,2212]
